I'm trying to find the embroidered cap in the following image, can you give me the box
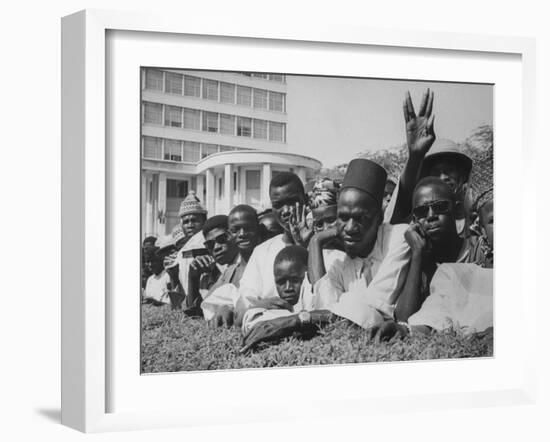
[178,191,207,218]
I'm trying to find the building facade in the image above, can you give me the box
[141,68,321,238]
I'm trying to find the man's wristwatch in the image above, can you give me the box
[298,310,312,326]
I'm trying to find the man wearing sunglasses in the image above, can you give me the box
[184,215,239,317]
[393,177,480,325]
[202,205,263,327]
[385,89,472,238]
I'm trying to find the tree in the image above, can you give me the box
[311,124,493,185]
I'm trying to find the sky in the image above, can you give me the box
[286,75,493,168]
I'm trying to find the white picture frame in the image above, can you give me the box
[61,9,537,433]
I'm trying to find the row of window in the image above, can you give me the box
[144,70,286,112]
[238,72,285,82]
[142,136,251,163]
[142,102,286,142]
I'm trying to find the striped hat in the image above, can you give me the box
[469,145,493,212]
[178,191,207,218]
[309,178,341,209]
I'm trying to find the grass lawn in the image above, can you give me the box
[141,304,493,373]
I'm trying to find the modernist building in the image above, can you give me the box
[141,68,322,238]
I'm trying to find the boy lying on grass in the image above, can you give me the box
[240,245,326,352]
[370,178,493,341]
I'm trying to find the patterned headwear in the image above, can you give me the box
[309,178,341,209]
[469,145,493,212]
[178,190,207,218]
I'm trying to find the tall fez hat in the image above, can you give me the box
[341,158,387,206]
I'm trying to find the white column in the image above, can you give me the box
[144,174,153,236]
[239,166,246,205]
[224,164,233,213]
[296,167,307,185]
[205,168,215,215]
[260,163,272,209]
[141,173,148,239]
[151,174,159,237]
[157,173,167,236]
[196,174,205,203]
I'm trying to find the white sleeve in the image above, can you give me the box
[236,246,264,308]
[200,284,240,321]
[408,264,456,331]
[241,308,294,335]
[355,224,410,316]
[313,259,346,310]
[322,225,410,329]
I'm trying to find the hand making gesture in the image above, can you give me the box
[288,202,313,247]
[403,89,436,158]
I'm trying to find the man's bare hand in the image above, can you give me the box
[208,305,235,328]
[367,320,409,343]
[189,255,215,276]
[288,202,313,247]
[311,223,343,246]
[403,89,436,158]
[405,223,428,255]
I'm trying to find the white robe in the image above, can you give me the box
[408,263,493,334]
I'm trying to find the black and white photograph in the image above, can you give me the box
[140,68,494,373]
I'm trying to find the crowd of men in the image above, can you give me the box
[142,89,494,353]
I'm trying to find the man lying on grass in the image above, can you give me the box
[241,158,411,351]
[183,215,240,317]
[370,178,493,341]
[201,205,262,327]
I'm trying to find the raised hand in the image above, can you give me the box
[403,89,436,158]
[288,202,313,247]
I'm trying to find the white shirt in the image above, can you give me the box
[314,223,410,329]
[176,230,205,295]
[144,271,171,304]
[408,263,493,334]
[237,234,288,307]
[241,278,314,334]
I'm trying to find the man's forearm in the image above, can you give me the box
[308,236,327,286]
[390,155,424,224]
[185,273,202,309]
[394,252,424,322]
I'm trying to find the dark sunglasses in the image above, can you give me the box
[204,233,230,250]
[412,200,453,219]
